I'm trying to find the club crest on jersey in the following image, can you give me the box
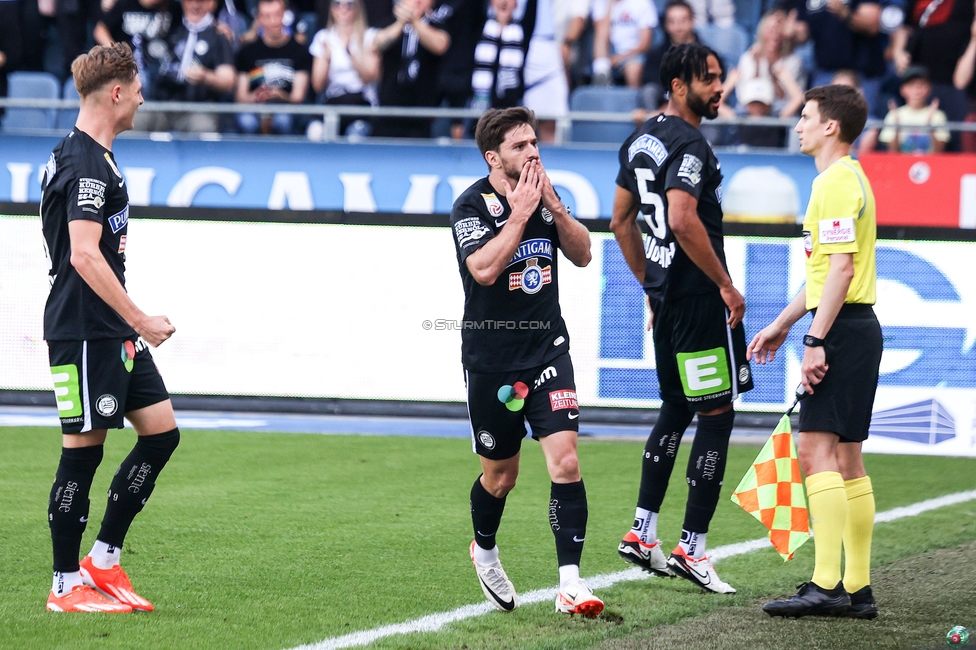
[628,134,669,166]
[103,152,123,179]
[108,205,129,234]
[509,257,551,294]
[677,153,703,186]
[508,238,553,267]
[481,192,505,218]
[541,207,554,224]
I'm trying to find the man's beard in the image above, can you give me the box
[503,160,524,184]
[687,89,719,120]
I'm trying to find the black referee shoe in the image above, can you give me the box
[845,585,878,619]
[762,581,851,618]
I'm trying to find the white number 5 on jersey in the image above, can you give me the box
[635,168,667,240]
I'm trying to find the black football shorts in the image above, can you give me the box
[653,291,754,412]
[47,337,170,434]
[798,304,883,443]
[465,352,580,460]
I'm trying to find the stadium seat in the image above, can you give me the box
[698,23,750,71]
[1,71,60,132]
[57,77,80,132]
[569,86,640,144]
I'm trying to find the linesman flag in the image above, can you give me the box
[730,413,810,561]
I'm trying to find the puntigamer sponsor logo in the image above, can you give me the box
[627,134,669,166]
[508,238,553,266]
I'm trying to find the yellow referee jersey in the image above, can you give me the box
[801,155,877,310]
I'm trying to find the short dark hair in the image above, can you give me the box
[663,0,693,21]
[803,84,868,145]
[475,107,538,158]
[71,43,139,98]
[659,42,721,93]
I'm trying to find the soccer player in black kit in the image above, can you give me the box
[610,43,753,594]
[41,43,179,614]
[450,107,601,617]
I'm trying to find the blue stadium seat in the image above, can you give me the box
[569,86,640,144]
[1,71,60,132]
[698,23,750,71]
[57,77,80,132]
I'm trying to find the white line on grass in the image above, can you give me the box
[289,489,976,650]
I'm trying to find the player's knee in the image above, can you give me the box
[549,454,580,483]
[136,427,180,462]
[483,467,518,496]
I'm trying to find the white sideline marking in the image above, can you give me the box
[289,489,976,650]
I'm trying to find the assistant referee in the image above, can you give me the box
[747,84,882,620]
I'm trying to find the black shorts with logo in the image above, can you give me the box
[799,304,883,443]
[654,291,754,412]
[47,337,170,434]
[465,352,580,461]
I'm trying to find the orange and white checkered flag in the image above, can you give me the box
[730,413,810,561]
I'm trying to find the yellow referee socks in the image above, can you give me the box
[842,476,875,593]
[806,471,847,590]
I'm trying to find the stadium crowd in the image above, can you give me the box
[1,0,975,149]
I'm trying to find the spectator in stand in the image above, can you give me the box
[783,0,887,117]
[522,0,570,143]
[591,0,656,88]
[729,76,788,147]
[308,0,379,135]
[555,0,589,88]
[635,0,699,117]
[686,0,734,28]
[470,0,535,112]
[891,0,975,149]
[54,0,102,79]
[832,67,880,153]
[138,0,236,132]
[953,5,976,150]
[94,0,173,98]
[718,9,805,121]
[0,0,22,111]
[436,0,484,140]
[371,0,450,138]
[235,0,311,134]
[879,64,950,152]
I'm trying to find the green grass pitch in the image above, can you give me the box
[1,426,974,650]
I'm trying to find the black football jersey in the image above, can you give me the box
[41,128,136,341]
[616,113,728,302]
[450,177,570,373]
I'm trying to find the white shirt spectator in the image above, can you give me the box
[308,26,379,104]
[592,0,658,56]
[554,0,590,45]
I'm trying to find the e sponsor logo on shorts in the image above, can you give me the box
[676,347,731,397]
[534,365,557,389]
[50,364,82,417]
[95,394,119,417]
[477,430,496,451]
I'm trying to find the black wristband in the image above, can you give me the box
[803,334,825,347]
